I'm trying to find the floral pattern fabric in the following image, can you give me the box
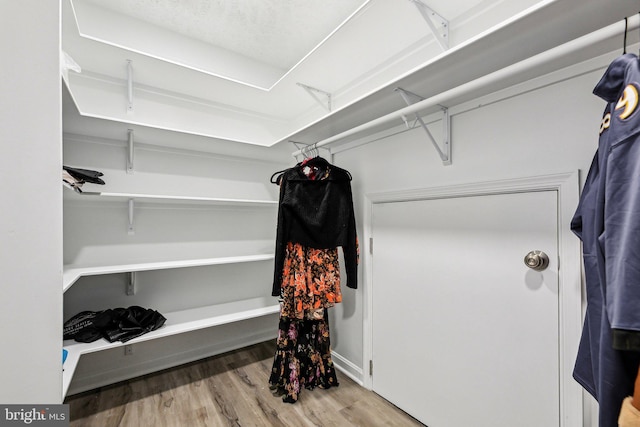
[268,310,338,403]
[280,242,342,319]
[269,241,344,403]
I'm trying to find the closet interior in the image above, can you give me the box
[29,0,640,424]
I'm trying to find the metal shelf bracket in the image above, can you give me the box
[126,272,136,296]
[127,129,134,174]
[395,87,451,165]
[297,83,332,112]
[409,0,449,51]
[126,59,134,113]
[128,198,135,235]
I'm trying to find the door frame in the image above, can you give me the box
[362,171,582,427]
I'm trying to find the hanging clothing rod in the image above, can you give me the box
[291,15,640,158]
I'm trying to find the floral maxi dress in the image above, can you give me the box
[268,242,342,403]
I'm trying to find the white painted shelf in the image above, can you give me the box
[62,295,280,397]
[63,189,278,207]
[63,254,274,292]
[61,181,279,395]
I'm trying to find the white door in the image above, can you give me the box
[371,190,559,427]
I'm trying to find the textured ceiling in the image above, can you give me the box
[84,0,367,69]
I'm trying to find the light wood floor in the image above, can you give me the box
[65,340,425,426]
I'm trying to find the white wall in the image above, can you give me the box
[328,48,619,425]
[0,1,63,403]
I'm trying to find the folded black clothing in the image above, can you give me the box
[103,306,167,343]
[63,310,114,343]
[64,306,166,344]
[63,166,105,185]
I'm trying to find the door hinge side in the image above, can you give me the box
[369,359,373,375]
[369,237,373,255]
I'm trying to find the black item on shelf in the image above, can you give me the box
[63,166,106,185]
[63,306,167,343]
[62,169,84,193]
[63,310,114,343]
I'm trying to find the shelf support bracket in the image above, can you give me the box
[127,129,134,174]
[126,272,136,296]
[409,0,449,51]
[395,87,451,165]
[128,198,135,235]
[126,59,134,113]
[297,83,332,112]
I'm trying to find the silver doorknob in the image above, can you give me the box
[524,250,549,271]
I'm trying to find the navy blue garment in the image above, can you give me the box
[571,53,640,427]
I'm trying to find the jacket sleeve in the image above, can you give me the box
[343,233,359,289]
[272,177,288,297]
[343,183,359,289]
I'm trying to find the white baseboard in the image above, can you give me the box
[332,350,365,387]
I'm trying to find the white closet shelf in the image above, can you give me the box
[62,295,280,397]
[64,189,278,206]
[63,254,274,292]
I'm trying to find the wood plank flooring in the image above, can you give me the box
[65,340,425,427]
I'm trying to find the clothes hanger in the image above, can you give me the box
[301,143,327,166]
[622,13,640,55]
[303,143,318,159]
[270,168,288,184]
[270,143,321,184]
[624,17,628,54]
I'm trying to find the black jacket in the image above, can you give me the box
[272,157,358,296]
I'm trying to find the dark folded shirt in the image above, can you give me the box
[64,306,166,343]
